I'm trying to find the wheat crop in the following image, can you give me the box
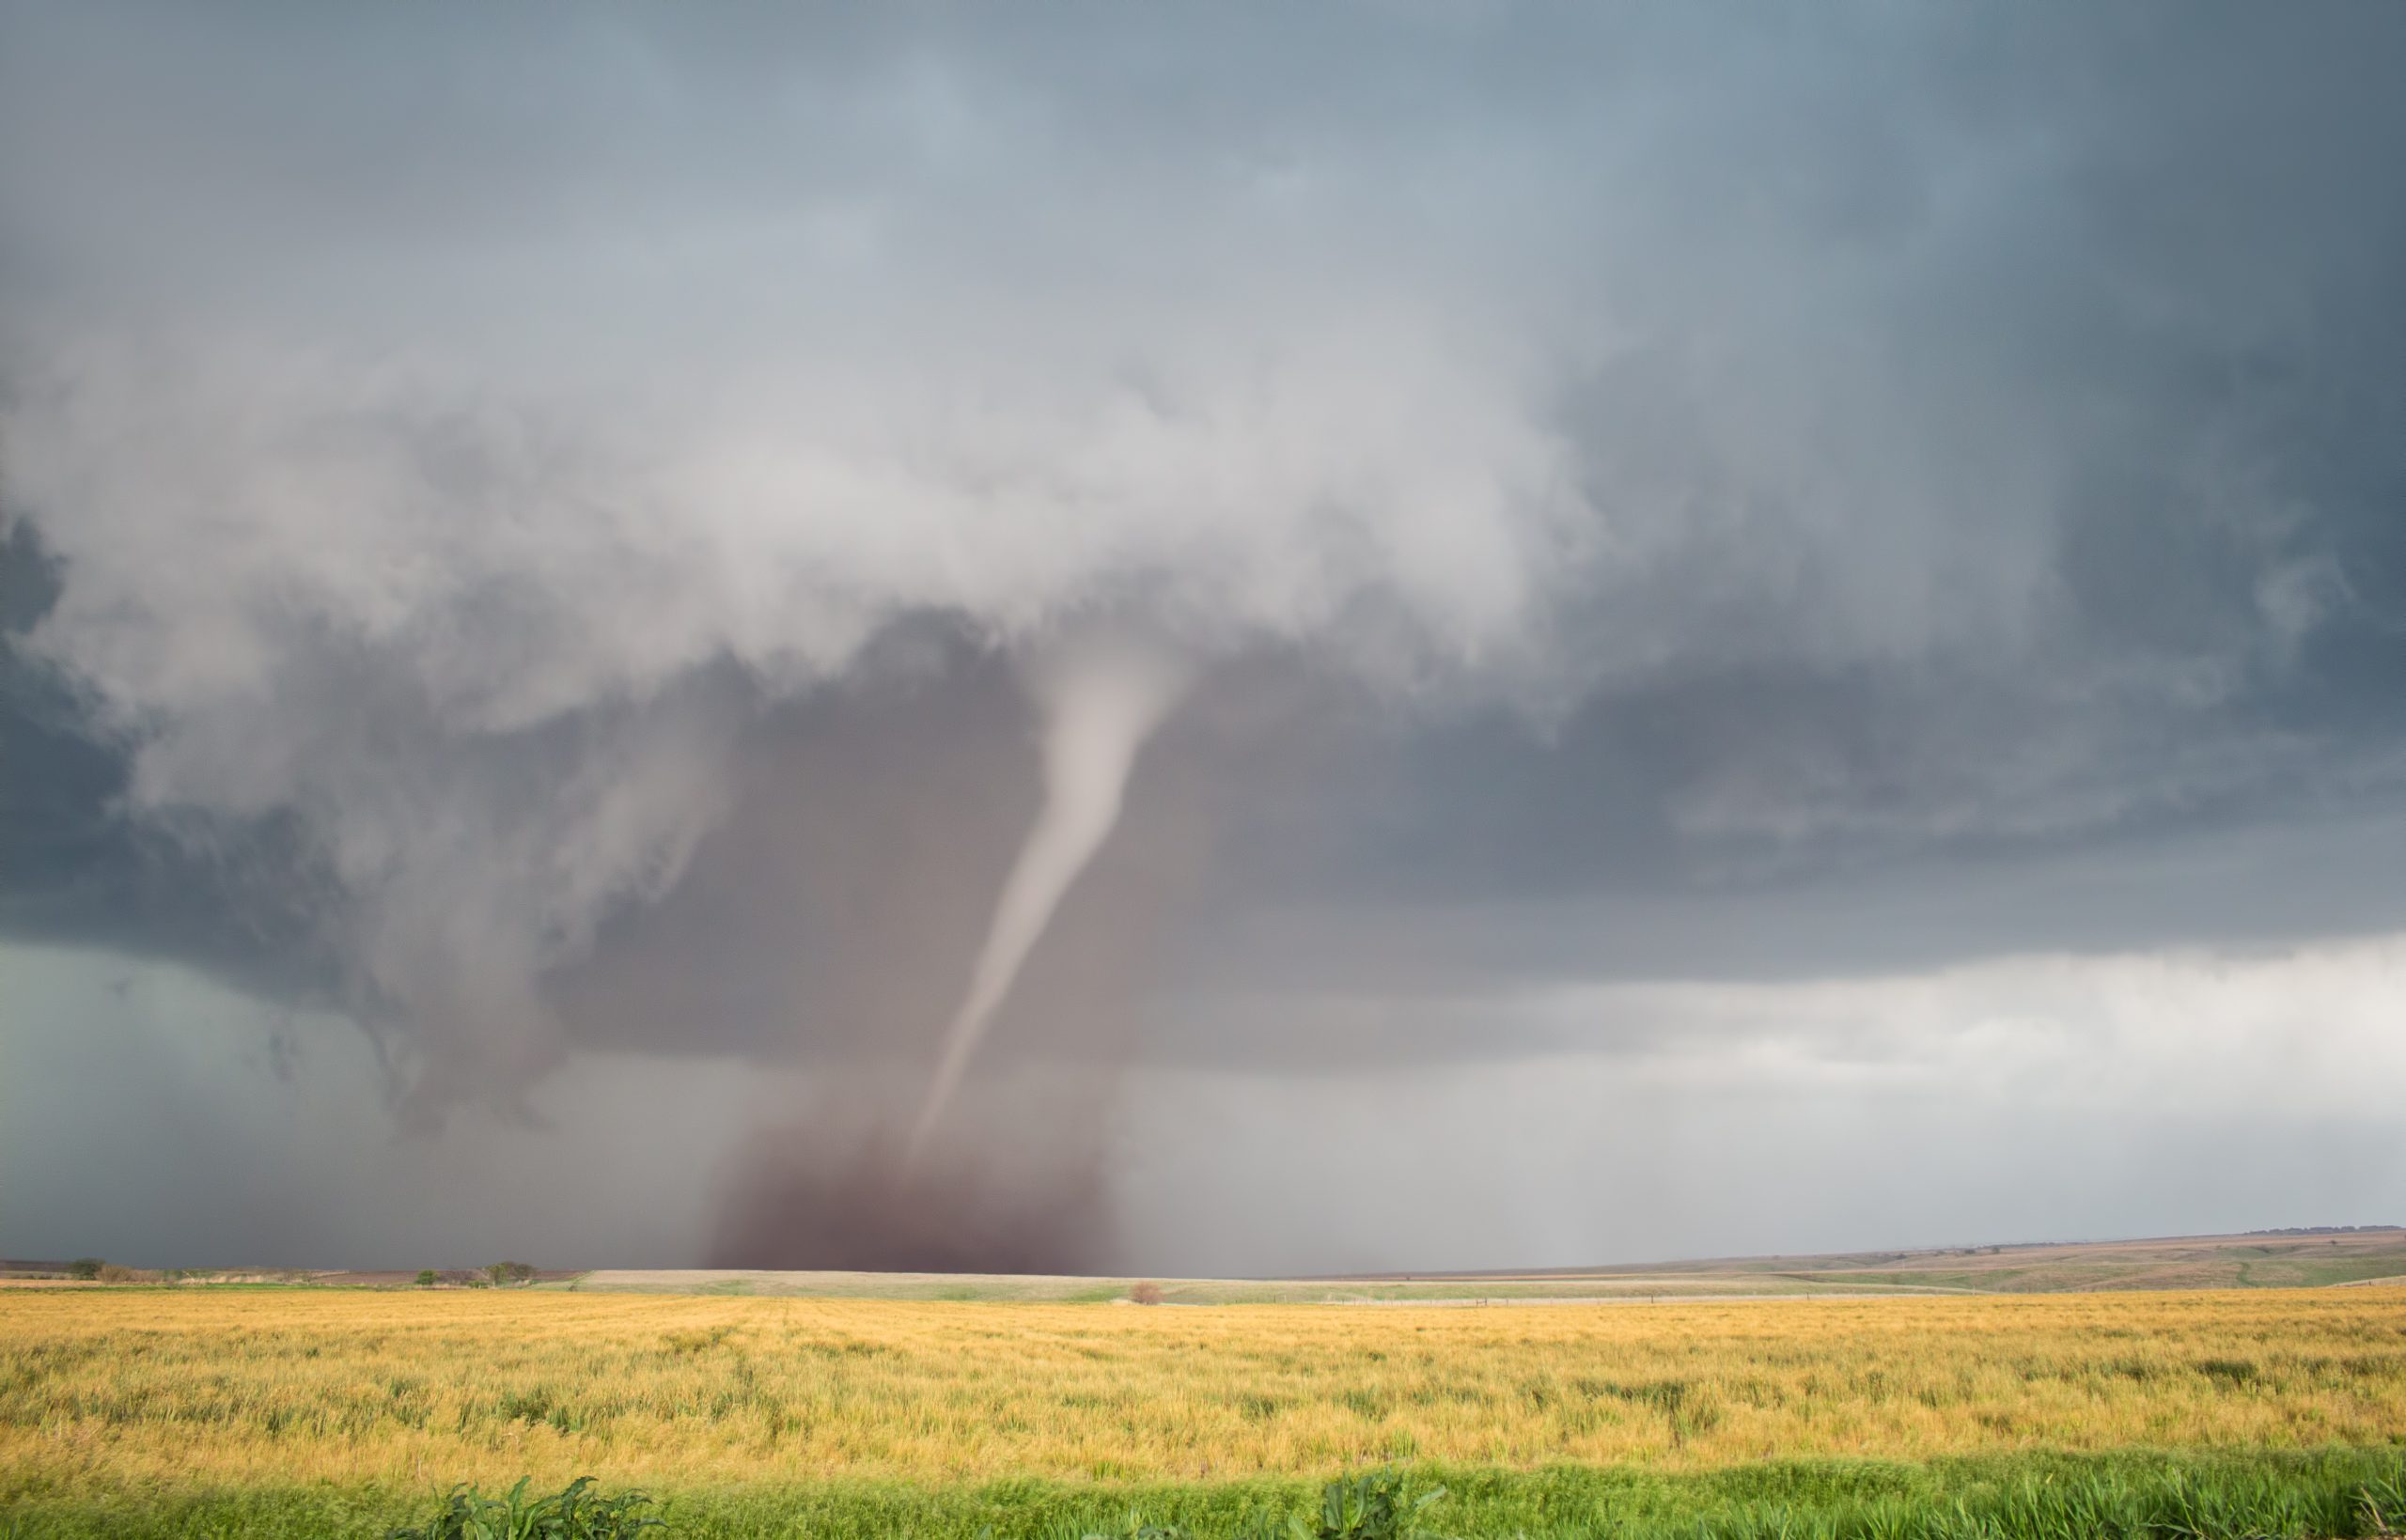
[3,1288,2400,1494]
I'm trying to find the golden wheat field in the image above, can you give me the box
[4,1288,2402,1493]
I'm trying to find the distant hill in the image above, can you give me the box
[559,1227,2406,1302]
[18,1227,2404,1300]
[1333,1226,2406,1298]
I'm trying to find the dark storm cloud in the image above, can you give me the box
[4,0,2405,1100]
[0,521,339,1002]
[1272,2,2406,952]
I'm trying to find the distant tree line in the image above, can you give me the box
[413,1263,540,1288]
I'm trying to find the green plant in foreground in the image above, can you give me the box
[1044,1470,1448,1540]
[1056,1518,1194,1540]
[2356,1468,2406,1537]
[1070,1471,1449,1540]
[386,1476,661,1540]
[1294,1470,1448,1540]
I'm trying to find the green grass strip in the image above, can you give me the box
[6,1446,2405,1539]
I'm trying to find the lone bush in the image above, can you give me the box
[486,1261,539,1286]
[1082,1470,1445,1540]
[1296,1470,1448,1540]
[414,1270,438,1287]
[68,1258,103,1281]
[1129,1281,1164,1306]
[387,1476,661,1540]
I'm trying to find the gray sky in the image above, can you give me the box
[3,2,2402,1272]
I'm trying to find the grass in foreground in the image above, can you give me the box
[4,1289,2403,1489]
[5,1451,2406,1539]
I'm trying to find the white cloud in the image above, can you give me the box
[1122,936,2406,1269]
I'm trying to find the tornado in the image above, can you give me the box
[905,633,1191,1168]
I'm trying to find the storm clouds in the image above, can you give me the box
[4,3,2403,1271]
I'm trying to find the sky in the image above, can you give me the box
[3,2,2404,1274]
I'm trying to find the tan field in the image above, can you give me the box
[4,1285,2402,1494]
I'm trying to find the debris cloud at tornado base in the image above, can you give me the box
[669,646,1243,1272]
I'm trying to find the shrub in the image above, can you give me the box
[387,1476,662,1540]
[1130,1282,1164,1306]
[68,1258,103,1281]
[1094,1470,1449,1540]
[487,1261,539,1287]
[1078,1517,1192,1540]
[415,1270,439,1287]
[1293,1470,1447,1540]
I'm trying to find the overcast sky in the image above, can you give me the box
[4,2,2403,1273]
